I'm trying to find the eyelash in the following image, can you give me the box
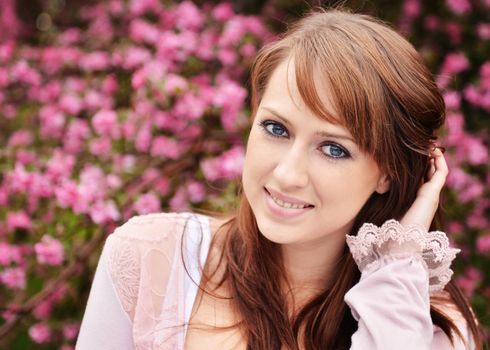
[258,119,351,160]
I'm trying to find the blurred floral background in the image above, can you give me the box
[0,0,488,348]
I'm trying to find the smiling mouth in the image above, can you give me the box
[265,188,314,210]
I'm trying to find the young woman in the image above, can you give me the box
[76,8,482,350]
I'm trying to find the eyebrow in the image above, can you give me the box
[261,107,355,143]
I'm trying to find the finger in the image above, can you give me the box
[427,148,448,188]
[426,158,435,180]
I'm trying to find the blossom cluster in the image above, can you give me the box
[0,0,270,347]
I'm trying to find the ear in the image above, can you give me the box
[375,174,391,194]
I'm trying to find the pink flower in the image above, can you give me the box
[462,136,489,165]
[121,46,152,70]
[195,30,217,60]
[55,180,79,209]
[92,109,120,138]
[89,200,120,224]
[477,234,490,254]
[84,90,105,110]
[59,93,83,115]
[135,122,152,152]
[34,235,64,266]
[481,62,490,88]
[173,92,206,120]
[175,1,204,30]
[28,323,51,344]
[213,80,247,110]
[164,74,188,94]
[10,60,41,85]
[106,174,122,190]
[477,23,490,40]
[458,181,484,203]
[63,323,80,340]
[6,211,32,232]
[134,192,161,215]
[456,267,482,297]
[468,213,489,230]
[447,221,463,235]
[201,146,245,181]
[186,181,206,203]
[0,243,21,266]
[441,52,470,75]
[64,119,90,154]
[101,74,118,94]
[0,68,9,88]
[58,28,81,46]
[80,51,110,71]
[46,149,75,180]
[128,0,162,16]
[240,43,256,57]
[218,47,238,66]
[154,178,170,196]
[150,136,183,159]
[16,150,37,165]
[0,267,26,289]
[403,0,421,17]
[8,130,33,147]
[89,138,112,158]
[33,300,53,319]
[463,85,481,106]
[446,0,471,14]
[212,3,234,21]
[169,187,189,212]
[446,22,462,44]
[129,19,160,44]
[38,105,65,139]
[242,17,267,37]
[220,18,246,46]
[0,40,16,63]
[446,166,469,191]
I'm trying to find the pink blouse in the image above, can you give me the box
[76,212,474,349]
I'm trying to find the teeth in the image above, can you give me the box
[270,194,310,209]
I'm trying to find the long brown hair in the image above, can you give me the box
[195,8,482,350]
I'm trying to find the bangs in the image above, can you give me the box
[292,36,385,159]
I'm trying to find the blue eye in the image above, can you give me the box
[321,144,349,159]
[259,119,351,160]
[260,120,288,137]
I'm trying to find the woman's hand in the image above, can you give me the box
[400,147,448,230]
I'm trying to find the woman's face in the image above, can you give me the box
[242,59,389,248]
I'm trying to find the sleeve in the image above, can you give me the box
[344,220,471,350]
[76,212,208,350]
[75,234,135,350]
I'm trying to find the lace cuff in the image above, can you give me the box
[346,220,460,293]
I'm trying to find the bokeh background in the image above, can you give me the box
[0,0,488,348]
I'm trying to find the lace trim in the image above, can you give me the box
[346,219,460,293]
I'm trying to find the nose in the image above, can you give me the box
[272,143,309,189]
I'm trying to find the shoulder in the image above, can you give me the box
[110,212,210,242]
[102,212,214,319]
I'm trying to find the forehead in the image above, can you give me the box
[260,58,345,127]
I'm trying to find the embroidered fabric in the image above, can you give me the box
[104,212,210,349]
[346,219,460,293]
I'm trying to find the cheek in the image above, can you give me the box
[315,165,378,211]
[243,132,275,182]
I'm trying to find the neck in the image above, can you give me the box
[280,231,346,310]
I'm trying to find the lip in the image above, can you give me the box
[264,188,314,219]
[265,187,313,206]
